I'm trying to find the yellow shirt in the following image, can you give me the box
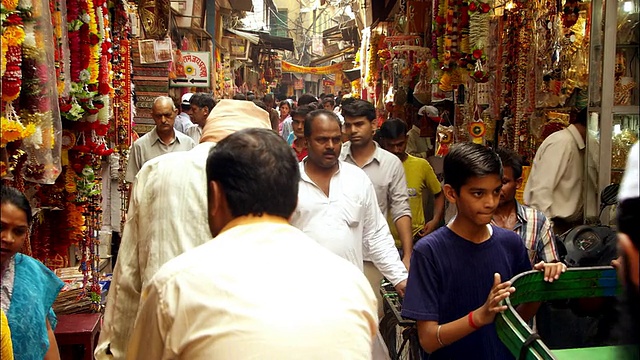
[1,309,13,360]
[389,154,442,245]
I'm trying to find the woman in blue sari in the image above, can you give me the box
[1,186,64,360]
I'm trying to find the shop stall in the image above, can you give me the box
[357,0,638,207]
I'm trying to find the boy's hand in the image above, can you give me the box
[475,273,515,327]
[533,261,567,282]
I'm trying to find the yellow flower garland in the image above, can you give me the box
[2,26,26,47]
[1,41,7,77]
[87,0,100,83]
[1,0,18,11]
[0,117,36,147]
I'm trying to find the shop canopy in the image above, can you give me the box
[225,28,294,52]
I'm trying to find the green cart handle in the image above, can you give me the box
[496,266,620,360]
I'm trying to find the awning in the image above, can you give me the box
[309,46,355,66]
[225,29,294,52]
[343,68,361,82]
[226,28,260,45]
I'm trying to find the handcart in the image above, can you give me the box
[381,267,639,359]
[496,266,639,360]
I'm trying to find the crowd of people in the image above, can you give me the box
[0,91,638,360]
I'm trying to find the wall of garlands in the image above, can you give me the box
[1,0,133,308]
[360,0,592,159]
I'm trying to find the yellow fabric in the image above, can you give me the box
[281,61,344,75]
[1,309,13,360]
[389,154,442,245]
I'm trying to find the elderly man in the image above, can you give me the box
[95,100,271,359]
[126,128,378,359]
[125,96,195,183]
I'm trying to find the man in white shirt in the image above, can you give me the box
[126,128,378,360]
[173,92,194,133]
[290,109,408,293]
[524,108,588,234]
[125,96,195,183]
[95,100,271,359]
[290,109,407,359]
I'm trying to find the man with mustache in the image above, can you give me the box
[290,109,408,359]
[125,96,195,183]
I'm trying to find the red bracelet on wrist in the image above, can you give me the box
[468,311,480,330]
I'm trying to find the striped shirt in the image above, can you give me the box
[493,201,559,264]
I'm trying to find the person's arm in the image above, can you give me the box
[44,318,60,360]
[361,179,408,292]
[388,159,413,268]
[416,273,515,353]
[125,280,166,359]
[422,161,444,236]
[523,141,571,218]
[395,215,413,269]
[423,192,444,236]
[95,179,143,359]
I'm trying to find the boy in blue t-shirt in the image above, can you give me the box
[401,143,566,360]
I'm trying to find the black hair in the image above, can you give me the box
[1,186,33,225]
[206,128,299,219]
[572,107,588,126]
[322,97,335,107]
[444,143,503,193]
[304,109,341,138]
[263,93,274,103]
[319,93,326,99]
[279,100,291,109]
[298,93,318,106]
[291,103,318,119]
[190,93,215,111]
[252,100,268,112]
[233,93,247,101]
[379,118,407,139]
[496,147,524,179]
[341,99,376,121]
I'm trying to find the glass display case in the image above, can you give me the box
[587,0,639,221]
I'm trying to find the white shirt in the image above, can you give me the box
[524,124,585,220]
[126,217,378,360]
[124,128,195,182]
[406,125,428,158]
[290,160,408,286]
[173,112,193,133]
[340,142,412,223]
[185,124,202,144]
[96,143,215,360]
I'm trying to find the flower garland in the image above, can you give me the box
[1,114,36,147]
[1,12,25,103]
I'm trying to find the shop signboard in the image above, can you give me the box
[170,51,211,88]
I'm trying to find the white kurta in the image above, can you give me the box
[95,143,215,360]
[126,217,378,360]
